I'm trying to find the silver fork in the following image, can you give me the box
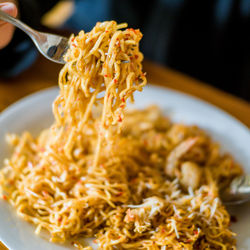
[220,175,250,205]
[0,9,69,64]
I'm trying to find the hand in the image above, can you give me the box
[0,1,18,49]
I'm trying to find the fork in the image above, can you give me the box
[0,9,69,64]
[220,174,250,205]
[0,10,131,65]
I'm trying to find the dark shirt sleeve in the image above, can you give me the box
[0,0,59,78]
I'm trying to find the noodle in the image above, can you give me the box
[0,21,242,249]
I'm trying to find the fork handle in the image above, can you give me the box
[0,9,37,39]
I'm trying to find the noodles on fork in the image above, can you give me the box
[56,21,146,166]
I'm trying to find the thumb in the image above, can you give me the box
[0,2,18,49]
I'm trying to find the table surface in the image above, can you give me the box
[0,57,250,250]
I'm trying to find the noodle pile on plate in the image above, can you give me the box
[0,21,243,250]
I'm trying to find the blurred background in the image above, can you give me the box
[1,0,249,101]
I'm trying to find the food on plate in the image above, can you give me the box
[0,21,242,249]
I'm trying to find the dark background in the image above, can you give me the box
[1,0,250,101]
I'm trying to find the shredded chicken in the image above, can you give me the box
[180,161,202,189]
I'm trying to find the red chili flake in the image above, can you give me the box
[135,55,139,59]
[58,217,62,222]
[71,37,75,42]
[93,239,97,243]
[114,79,118,84]
[72,44,76,48]
[120,104,125,108]
[117,116,122,122]
[121,97,125,102]
[104,74,108,77]
[127,28,136,33]
[116,192,123,197]
[230,215,238,223]
[105,30,109,33]
[2,195,7,200]
[194,230,199,235]
[161,228,166,233]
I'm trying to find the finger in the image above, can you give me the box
[0,2,18,49]
[0,2,18,25]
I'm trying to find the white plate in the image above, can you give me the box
[0,85,249,250]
